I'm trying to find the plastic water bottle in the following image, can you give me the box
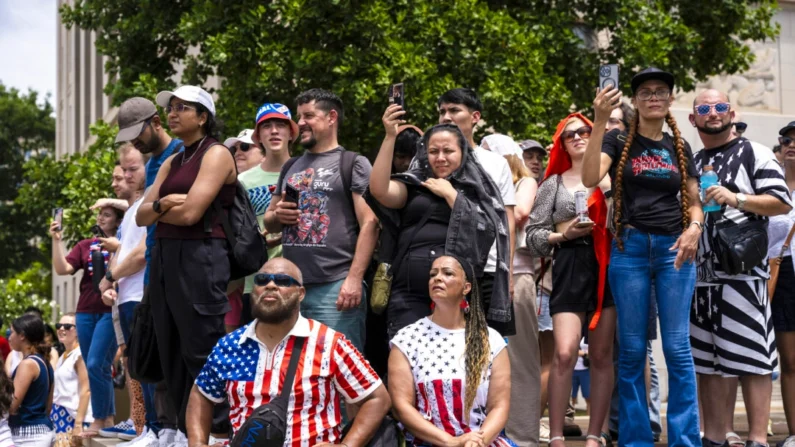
[701,166,721,212]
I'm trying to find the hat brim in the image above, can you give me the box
[256,113,300,141]
[631,72,675,94]
[115,121,147,143]
[779,125,795,136]
[223,137,240,148]
[155,91,176,109]
[522,145,546,154]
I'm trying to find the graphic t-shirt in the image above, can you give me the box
[390,318,512,447]
[65,239,111,313]
[695,137,791,282]
[144,139,183,285]
[116,198,146,305]
[238,166,283,294]
[275,147,372,285]
[602,129,699,235]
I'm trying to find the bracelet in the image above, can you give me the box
[689,221,703,232]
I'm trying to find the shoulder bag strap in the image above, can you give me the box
[388,201,439,276]
[278,337,306,399]
[339,149,359,221]
[779,223,795,258]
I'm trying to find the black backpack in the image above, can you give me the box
[230,337,305,447]
[210,181,269,280]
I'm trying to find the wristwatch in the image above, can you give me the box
[105,269,115,282]
[736,193,748,211]
[153,199,162,214]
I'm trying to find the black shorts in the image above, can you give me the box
[773,256,795,333]
[550,237,614,315]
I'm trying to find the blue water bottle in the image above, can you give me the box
[701,166,721,212]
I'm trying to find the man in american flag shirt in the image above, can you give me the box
[186,258,391,447]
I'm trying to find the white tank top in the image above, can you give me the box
[53,348,93,422]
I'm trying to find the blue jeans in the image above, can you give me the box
[608,229,700,447]
[301,279,366,351]
[75,312,118,419]
[118,302,157,430]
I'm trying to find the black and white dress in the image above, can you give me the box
[691,138,791,376]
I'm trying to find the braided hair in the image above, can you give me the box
[612,111,689,250]
[459,260,490,416]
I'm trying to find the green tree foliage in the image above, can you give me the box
[0,262,54,326]
[0,84,56,277]
[16,121,119,247]
[61,0,778,155]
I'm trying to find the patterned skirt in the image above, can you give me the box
[50,404,89,434]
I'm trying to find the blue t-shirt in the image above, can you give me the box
[144,138,183,285]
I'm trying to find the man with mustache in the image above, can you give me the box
[264,89,378,352]
[186,258,390,447]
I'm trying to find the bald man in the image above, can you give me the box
[688,89,792,447]
[186,258,390,447]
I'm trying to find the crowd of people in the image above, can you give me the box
[0,66,795,447]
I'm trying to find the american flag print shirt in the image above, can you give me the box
[390,317,514,447]
[195,316,382,447]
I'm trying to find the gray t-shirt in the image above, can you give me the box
[275,147,372,284]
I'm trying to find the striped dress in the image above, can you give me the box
[692,138,792,376]
[391,317,515,447]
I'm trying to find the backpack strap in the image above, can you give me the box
[277,156,301,193]
[278,337,306,399]
[339,149,359,219]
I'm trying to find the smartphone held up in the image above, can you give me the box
[53,207,64,231]
[388,83,405,111]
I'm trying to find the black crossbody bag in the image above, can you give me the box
[230,337,306,447]
[700,151,769,275]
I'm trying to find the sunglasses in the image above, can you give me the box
[55,323,75,330]
[561,126,593,143]
[636,89,671,101]
[238,143,252,152]
[165,103,197,114]
[253,273,302,288]
[780,136,795,147]
[734,122,747,133]
[694,103,730,116]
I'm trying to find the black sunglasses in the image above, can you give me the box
[253,273,302,288]
[561,126,593,143]
[55,323,75,330]
[238,143,252,152]
[780,136,795,147]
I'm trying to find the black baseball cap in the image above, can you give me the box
[631,67,675,94]
[779,121,795,136]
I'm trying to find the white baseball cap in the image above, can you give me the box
[156,85,216,116]
[223,129,255,148]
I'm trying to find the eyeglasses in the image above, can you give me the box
[734,122,747,133]
[780,136,795,147]
[165,103,196,114]
[238,143,252,152]
[694,103,731,116]
[561,126,592,143]
[253,273,302,288]
[636,89,671,101]
[55,323,75,330]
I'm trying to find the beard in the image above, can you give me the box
[299,129,317,149]
[251,291,300,324]
[696,120,732,136]
[137,131,162,154]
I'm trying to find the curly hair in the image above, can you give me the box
[0,367,12,416]
[613,111,690,250]
[463,270,490,416]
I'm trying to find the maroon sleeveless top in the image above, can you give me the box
[155,136,236,240]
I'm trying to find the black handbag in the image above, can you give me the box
[230,337,306,447]
[127,288,164,383]
[341,415,401,447]
[713,218,769,276]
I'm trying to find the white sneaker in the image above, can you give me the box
[208,435,229,446]
[539,421,550,443]
[118,428,148,446]
[780,435,795,447]
[158,429,177,447]
[121,428,159,447]
[166,430,188,447]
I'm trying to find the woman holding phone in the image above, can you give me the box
[525,113,615,447]
[582,68,703,446]
[49,206,122,437]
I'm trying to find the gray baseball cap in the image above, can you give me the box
[116,97,157,143]
[518,139,546,154]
